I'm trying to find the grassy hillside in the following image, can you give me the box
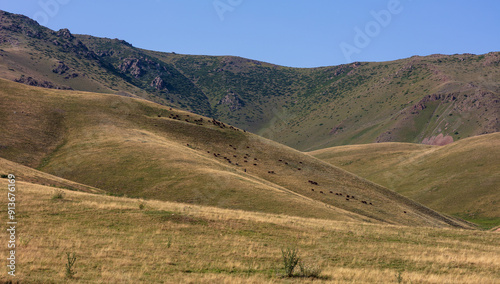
[1,179,499,283]
[1,10,498,151]
[0,78,473,228]
[309,133,500,228]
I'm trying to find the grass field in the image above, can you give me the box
[1,180,499,283]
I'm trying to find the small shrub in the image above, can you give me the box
[65,252,77,278]
[395,270,403,283]
[298,261,322,278]
[281,247,300,277]
[139,202,146,210]
[52,189,64,200]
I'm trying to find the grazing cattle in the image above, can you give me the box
[320,191,324,194]
[233,155,237,158]
[346,198,349,201]
[351,196,355,199]
[299,162,303,164]
[346,195,350,198]
[361,201,367,204]
[330,191,333,194]
[169,108,172,110]
[246,146,250,148]
[244,169,246,172]
[235,163,239,166]
[335,193,339,195]
[253,163,257,166]
[308,180,318,186]
[186,143,190,147]
[278,159,283,162]
[254,158,258,161]
[404,211,407,214]
[339,193,343,196]
[244,160,248,163]
[233,148,237,150]
[157,114,161,117]
[268,171,275,174]
[369,202,373,205]
[297,168,301,171]
[311,189,314,191]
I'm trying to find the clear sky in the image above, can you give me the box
[2,0,499,67]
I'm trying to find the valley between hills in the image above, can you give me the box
[0,10,499,283]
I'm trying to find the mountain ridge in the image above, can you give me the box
[0,10,498,151]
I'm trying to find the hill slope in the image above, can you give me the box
[309,133,500,227]
[0,10,498,151]
[0,78,473,228]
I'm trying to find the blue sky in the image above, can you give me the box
[2,0,499,67]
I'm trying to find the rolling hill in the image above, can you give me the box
[309,133,500,228]
[0,78,473,228]
[1,10,498,151]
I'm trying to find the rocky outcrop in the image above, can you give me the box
[14,75,72,90]
[52,61,69,75]
[56,28,73,39]
[150,76,167,91]
[422,133,454,146]
[218,91,245,111]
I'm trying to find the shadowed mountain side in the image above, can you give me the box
[0,79,474,228]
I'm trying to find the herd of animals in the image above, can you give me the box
[158,109,377,208]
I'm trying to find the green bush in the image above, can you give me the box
[281,247,300,277]
[65,252,77,278]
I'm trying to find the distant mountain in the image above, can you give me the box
[1,10,498,150]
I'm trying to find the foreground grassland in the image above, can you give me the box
[2,181,499,283]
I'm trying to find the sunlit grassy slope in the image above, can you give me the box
[0,78,472,228]
[1,180,498,283]
[309,134,500,228]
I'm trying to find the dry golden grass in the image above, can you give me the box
[1,181,499,283]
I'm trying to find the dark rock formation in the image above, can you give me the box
[218,91,245,111]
